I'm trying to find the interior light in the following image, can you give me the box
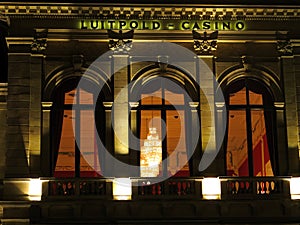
[113,178,132,200]
[202,177,221,200]
[290,177,300,200]
[29,178,43,201]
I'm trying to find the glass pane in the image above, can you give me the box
[79,88,94,104]
[54,110,75,177]
[229,87,246,105]
[65,89,76,105]
[166,110,189,176]
[80,110,101,177]
[226,110,248,176]
[141,89,162,105]
[249,90,263,105]
[140,110,162,177]
[251,110,274,176]
[165,90,184,105]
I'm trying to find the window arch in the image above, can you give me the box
[133,70,199,178]
[225,78,277,177]
[51,78,106,178]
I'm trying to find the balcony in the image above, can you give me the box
[40,177,291,200]
[1,176,300,224]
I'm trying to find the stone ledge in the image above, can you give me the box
[1,4,300,19]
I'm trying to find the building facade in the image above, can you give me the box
[0,1,300,224]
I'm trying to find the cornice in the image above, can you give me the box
[1,4,300,20]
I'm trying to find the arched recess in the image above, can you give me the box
[129,64,201,177]
[41,65,112,177]
[218,64,288,176]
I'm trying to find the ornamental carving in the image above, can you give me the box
[276,31,293,56]
[31,30,48,53]
[193,30,218,54]
[108,30,134,53]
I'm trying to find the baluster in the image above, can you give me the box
[157,183,161,195]
[245,181,250,193]
[186,181,191,195]
[265,181,270,194]
[152,184,156,195]
[235,181,239,194]
[139,185,144,196]
[177,181,181,196]
[229,181,235,194]
[270,181,275,193]
[182,182,186,195]
[257,181,261,194]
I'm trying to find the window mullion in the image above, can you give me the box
[75,89,81,178]
[246,86,254,177]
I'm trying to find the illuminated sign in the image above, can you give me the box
[79,20,245,31]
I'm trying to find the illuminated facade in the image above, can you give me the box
[0,1,300,224]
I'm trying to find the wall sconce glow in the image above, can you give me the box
[202,178,221,200]
[29,178,43,201]
[113,178,132,200]
[290,177,300,200]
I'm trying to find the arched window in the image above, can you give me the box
[138,77,192,177]
[225,79,276,177]
[51,80,104,178]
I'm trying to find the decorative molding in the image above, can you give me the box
[0,82,8,103]
[189,102,199,108]
[215,102,225,108]
[108,30,133,53]
[241,55,253,72]
[274,102,285,108]
[277,40,293,56]
[276,31,294,55]
[31,29,48,54]
[193,30,218,54]
[41,102,53,108]
[1,4,300,19]
[129,102,139,108]
[72,55,84,71]
[103,101,113,108]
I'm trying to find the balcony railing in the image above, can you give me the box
[39,176,291,201]
[132,178,201,199]
[220,177,290,200]
[43,178,111,199]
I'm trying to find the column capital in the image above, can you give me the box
[274,102,285,108]
[129,102,139,108]
[189,102,199,108]
[41,101,53,108]
[215,102,225,108]
[103,101,113,109]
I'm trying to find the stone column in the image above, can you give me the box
[5,54,31,178]
[274,102,289,175]
[282,56,299,175]
[112,54,131,176]
[41,102,52,177]
[188,102,201,176]
[103,102,113,177]
[197,55,219,176]
[29,55,43,176]
[0,83,7,179]
[215,102,226,175]
[129,102,139,176]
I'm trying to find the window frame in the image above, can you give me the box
[224,78,277,177]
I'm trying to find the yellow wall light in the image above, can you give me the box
[202,177,221,200]
[290,177,300,200]
[113,178,132,200]
[29,178,43,201]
